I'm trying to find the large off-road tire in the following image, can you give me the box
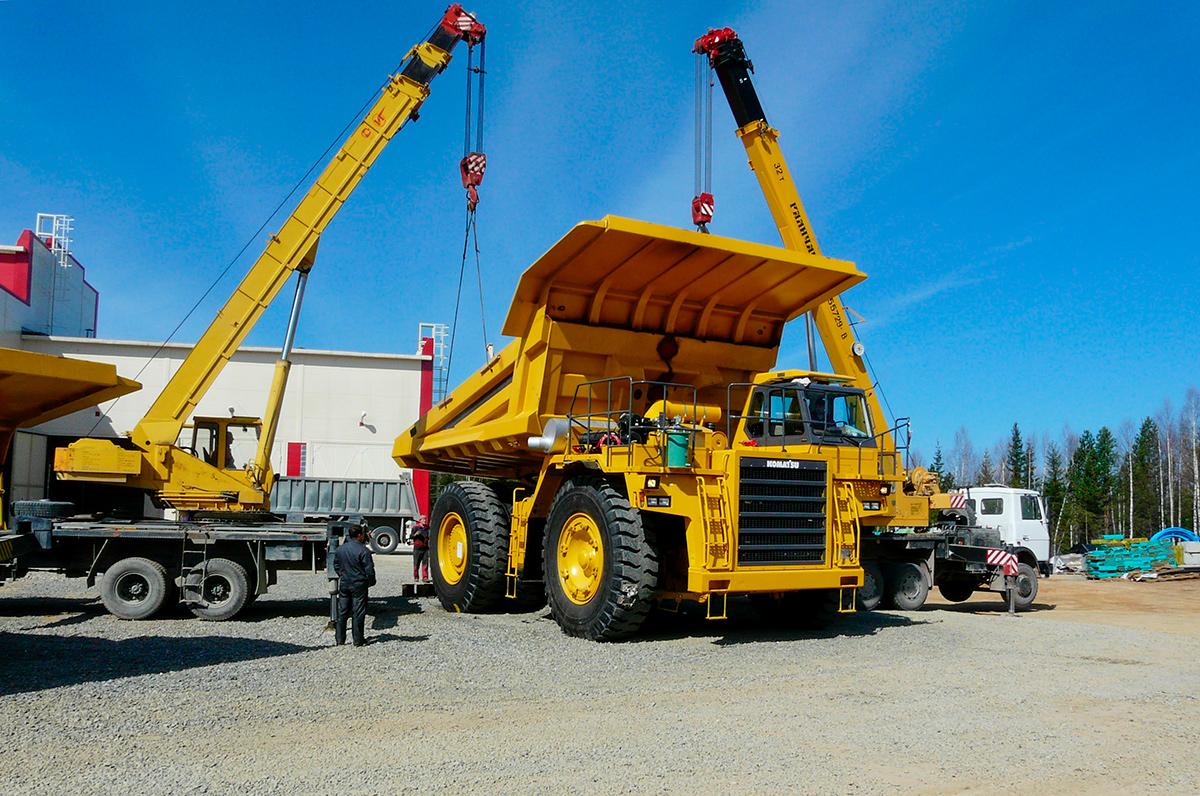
[430,481,509,613]
[888,561,930,611]
[369,525,400,555]
[189,558,250,621]
[856,561,884,611]
[997,562,1039,610]
[938,578,975,603]
[542,478,658,641]
[101,557,169,620]
[750,590,838,629]
[11,500,75,519]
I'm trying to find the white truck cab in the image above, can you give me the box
[956,485,1052,575]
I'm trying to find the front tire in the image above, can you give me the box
[542,478,657,641]
[429,481,508,613]
[101,557,169,620]
[189,558,250,621]
[997,562,1039,610]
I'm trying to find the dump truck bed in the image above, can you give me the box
[393,216,865,477]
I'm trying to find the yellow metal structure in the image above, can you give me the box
[394,216,869,639]
[0,346,140,528]
[54,7,484,515]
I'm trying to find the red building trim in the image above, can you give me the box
[413,336,435,517]
[0,230,34,304]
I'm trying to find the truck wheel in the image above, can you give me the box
[11,499,75,519]
[369,526,400,555]
[937,579,975,603]
[751,590,837,629]
[189,558,250,621]
[542,478,658,641]
[101,557,169,620]
[997,563,1039,610]
[856,561,884,611]
[889,562,930,611]
[430,481,508,613]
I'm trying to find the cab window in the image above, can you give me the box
[768,391,805,437]
[745,392,764,438]
[827,393,871,439]
[980,498,1004,515]
[225,424,261,470]
[1020,495,1042,520]
[193,423,218,466]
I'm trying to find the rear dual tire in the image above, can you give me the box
[101,557,170,620]
[190,558,251,621]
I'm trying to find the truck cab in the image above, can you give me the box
[956,485,1051,574]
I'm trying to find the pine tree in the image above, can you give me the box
[1043,443,1067,551]
[1094,427,1118,529]
[1130,418,1160,535]
[931,443,955,491]
[1005,423,1026,488]
[978,450,996,484]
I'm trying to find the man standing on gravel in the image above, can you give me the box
[334,525,376,647]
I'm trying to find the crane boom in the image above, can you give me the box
[695,29,891,447]
[134,13,479,450]
[56,6,485,514]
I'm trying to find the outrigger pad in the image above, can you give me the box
[501,215,865,347]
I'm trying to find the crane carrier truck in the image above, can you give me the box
[392,27,1036,640]
[3,5,485,621]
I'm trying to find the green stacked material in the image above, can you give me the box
[1085,537,1178,579]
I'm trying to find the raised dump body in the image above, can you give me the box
[393,215,864,476]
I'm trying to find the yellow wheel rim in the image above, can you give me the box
[557,512,604,605]
[438,512,468,585]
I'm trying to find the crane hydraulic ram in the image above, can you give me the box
[54,5,485,515]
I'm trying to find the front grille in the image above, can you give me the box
[737,457,827,566]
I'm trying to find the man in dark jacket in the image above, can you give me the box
[334,525,376,647]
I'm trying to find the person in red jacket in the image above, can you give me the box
[410,515,430,583]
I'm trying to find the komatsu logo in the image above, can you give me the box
[764,460,800,469]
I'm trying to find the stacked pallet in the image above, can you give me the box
[1085,535,1178,579]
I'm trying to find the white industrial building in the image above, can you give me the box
[2,215,435,514]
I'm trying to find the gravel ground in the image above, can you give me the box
[2,558,1198,795]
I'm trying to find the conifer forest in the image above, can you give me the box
[923,387,1200,555]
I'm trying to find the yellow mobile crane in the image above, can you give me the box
[55,6,485,516]
[694,28,1040,611]
[4,6,486,622]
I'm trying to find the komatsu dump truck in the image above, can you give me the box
[394,217,875,640]
[394,27,1035,641]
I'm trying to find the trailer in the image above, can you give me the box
[2,512,355,621]
[271,475,420,554]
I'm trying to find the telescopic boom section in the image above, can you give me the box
[130,7,484,454]
[695,27,889,442]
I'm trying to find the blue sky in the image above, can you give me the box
[2,0,1197,460]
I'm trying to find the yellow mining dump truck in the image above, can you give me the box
[394,216,881,639]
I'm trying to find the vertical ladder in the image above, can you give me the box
[179,531,211,606]
[697,476,733,571]
[831,482,861,613]
[34,213,75,335]
[506,495,532,598]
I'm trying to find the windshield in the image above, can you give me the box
[817,392,871,439]
[742,385,873,445]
